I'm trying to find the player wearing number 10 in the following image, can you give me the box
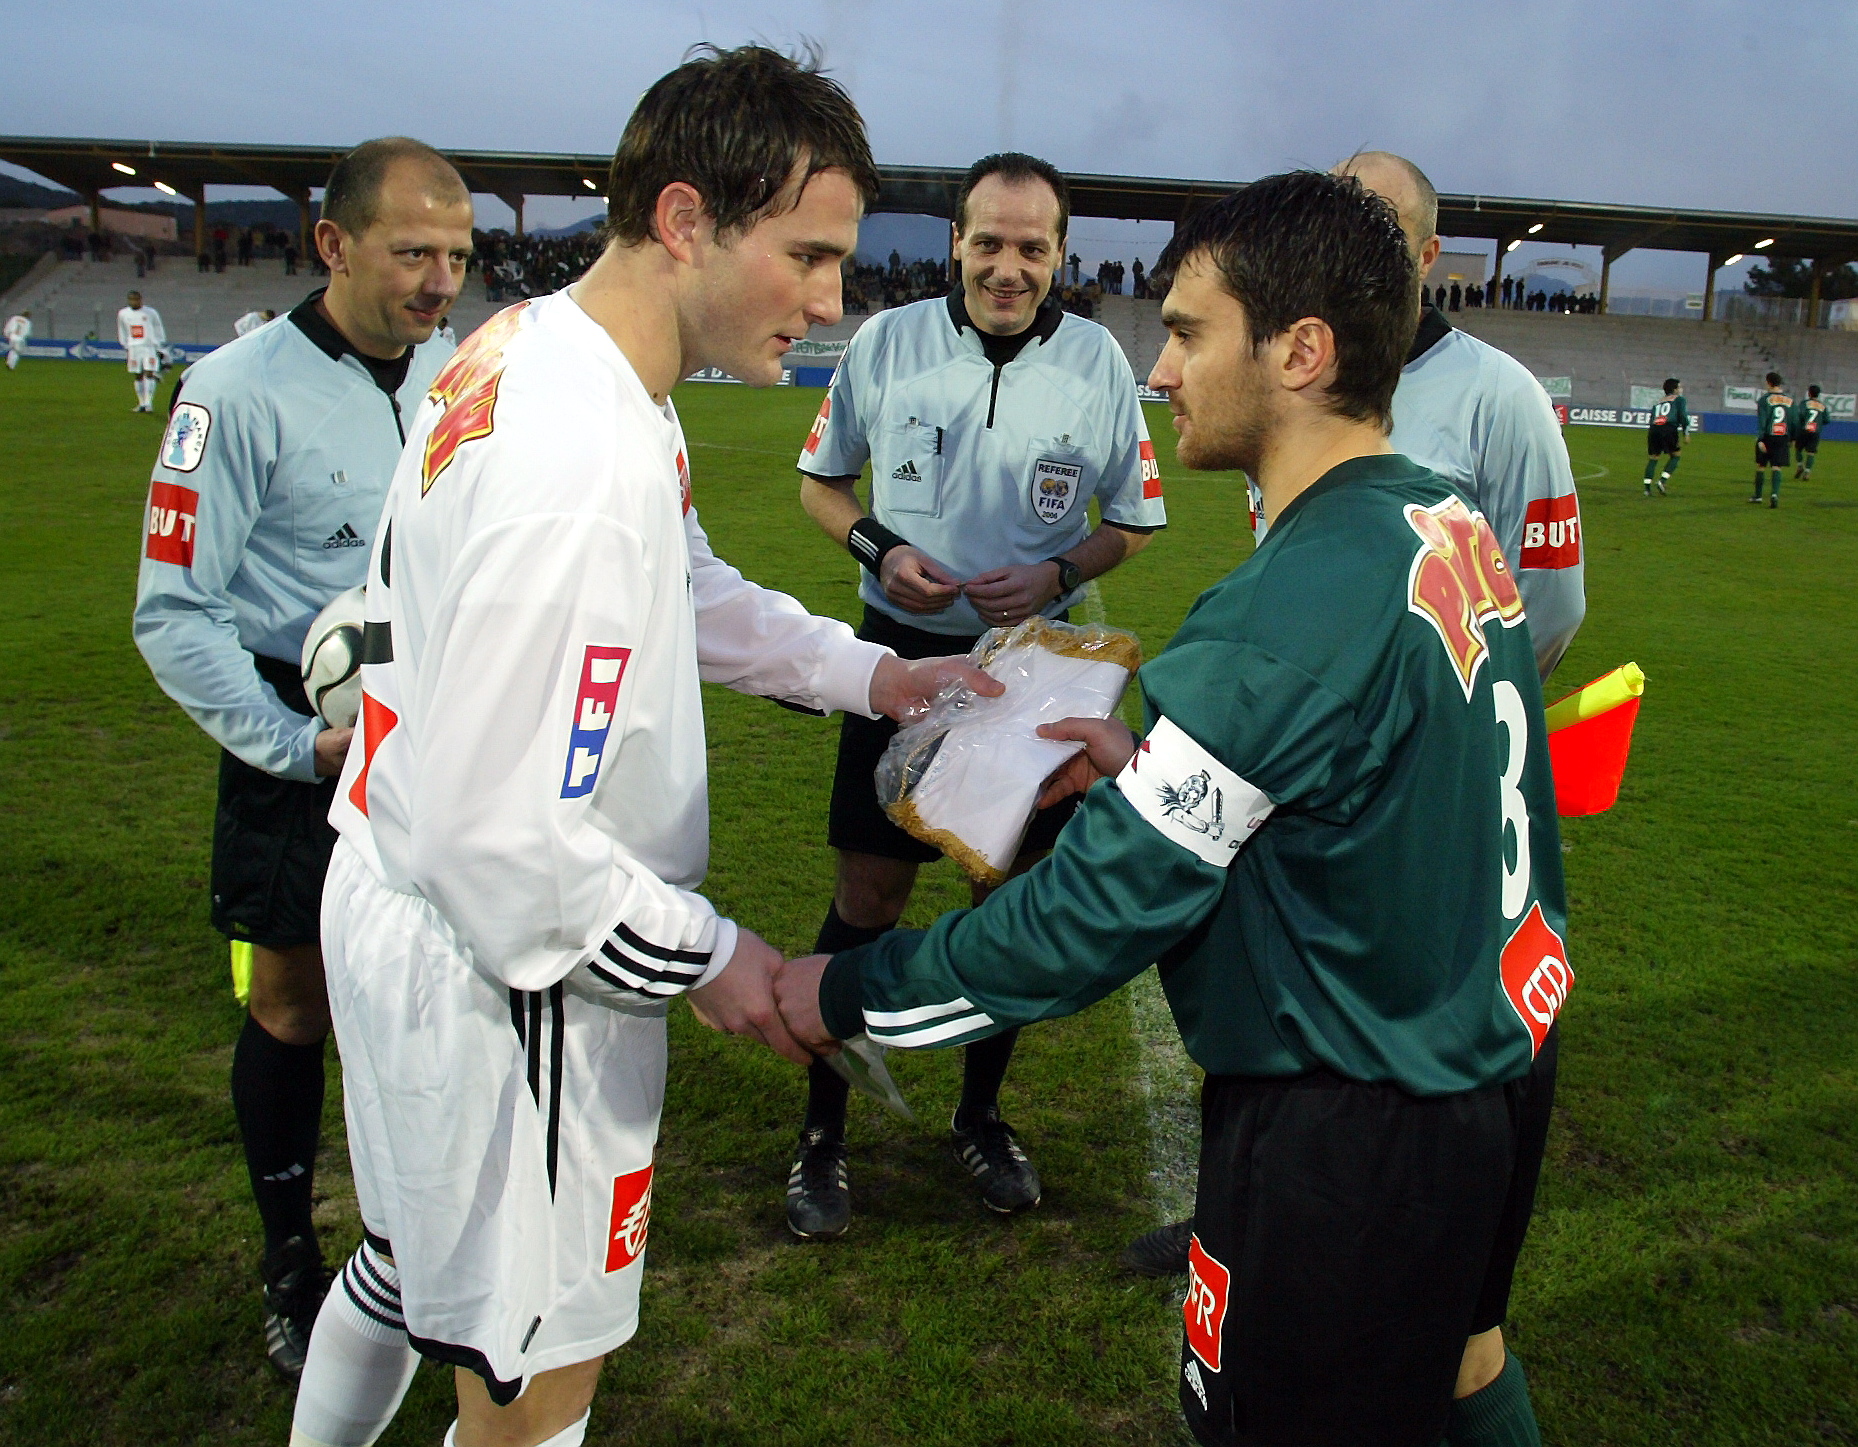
[780,171,1568,1447]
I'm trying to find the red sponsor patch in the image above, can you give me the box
[145,482,199,567]
[421,303,528,495]
[1184,1234,1229,1373]
[1500,901,1572,1054]
[1139,438,1163,499]
[1519,494,1582,570]
[1405,497,1526,698]
[130,324,145,340]
[676,449,691,515]
[347,692,399,818]
[604,1164,654,1272]
[803,395,831,455]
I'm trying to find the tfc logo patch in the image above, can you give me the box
[604,1165,654,1272]
[347,692,399,818]
[1500,901,1572,1055]
[561,646,631,798]
[1519,494,1582,570]
[160,402,211,473]
[421,303,528,494]
[676,449,691,515]
[144,482,199,567]
[1405,497,1526,699]
[1139,439,1163,499]
[1031,457,1082,525]
[1184,1235,1229,1373]
[803,395,830,454]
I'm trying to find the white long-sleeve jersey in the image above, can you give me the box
[118,305,166,352]
[4,314,29,347]
[329,291,891,1005]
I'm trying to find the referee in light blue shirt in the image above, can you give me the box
[786,152,1167,1239]
[132,138,469,1381]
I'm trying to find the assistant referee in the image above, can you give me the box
[133,138,470,1379]
[788,151,1166,1238]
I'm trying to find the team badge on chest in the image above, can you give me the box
[1031,458,1082,525]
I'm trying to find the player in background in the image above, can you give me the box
[295,48,994,1447]
[118,289,167,411]
[1752,371,1792,506]
[133,138,469,1382]
[1793,383,1829,480]
[787,151,1163,1239]
[778,170,1564,1447]
[1644,379,1688,495]
[234,307,277,337]
[435,314,456,346]
[4,308,29,369]
[1119,156,1580,1380]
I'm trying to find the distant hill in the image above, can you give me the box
[0,175,78,208]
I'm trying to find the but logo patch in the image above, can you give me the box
[803,395,830,454]
[605,1164,654,1272]
[1520,494,1582,570]
[145,482,199,567]
[1184,1235,1229,1373]
[1139,438,1163,499]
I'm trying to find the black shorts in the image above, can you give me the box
[1647,425,1680,456]
[1180,1057,1545,1447]
[826,606,1079,864]
[1797,432,1820,454]
[210,653,339,951]
[1757,437,1790,468]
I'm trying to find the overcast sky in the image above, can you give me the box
[5,0,1854,291]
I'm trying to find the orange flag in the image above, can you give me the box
[1545,664,1645,816]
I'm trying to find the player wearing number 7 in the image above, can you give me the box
[779,172,1569,1447]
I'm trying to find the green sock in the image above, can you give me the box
[1662,456,1681,480]
[1445,1351,1542,1447]
[1803,457,1815,477]
[1754,472,1765,497]
[1771,470,1783,498]
[1642,458,1659,482]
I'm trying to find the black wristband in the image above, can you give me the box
[847,516,908,575]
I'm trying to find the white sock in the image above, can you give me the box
[442,1408,589,1446]
[290,1242,419,1447]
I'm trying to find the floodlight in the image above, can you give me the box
[1754,238,1774,249]
[111,161,136,176]
[1506,239,1522,253]
[1527,223,1544,235]
[583,178,598,190]
[153,181,177,196]
[1724,254,1744,267]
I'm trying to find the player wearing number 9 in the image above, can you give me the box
[777,171,1569,1447]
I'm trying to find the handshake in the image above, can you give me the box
[684,713,1139,1067]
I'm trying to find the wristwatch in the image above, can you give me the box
[1047,556,1083,595]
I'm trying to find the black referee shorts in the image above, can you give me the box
[1180,1063,1532,1447]
[209,653,339,952]
[827,605,1078,864]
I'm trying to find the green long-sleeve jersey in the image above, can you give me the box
[1758,389,1795,444]
[822,454,1571,1096]
[1650,395,1688,431]
[1794,396,1830,440]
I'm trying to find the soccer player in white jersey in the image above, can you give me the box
[4,308,29,369]
[118,289,167,411]
[234,307,276,337]
[293,46,994,1447]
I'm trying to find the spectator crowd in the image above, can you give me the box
[1421,275,1603,314]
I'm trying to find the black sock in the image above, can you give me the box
[957,1027,1021,1123]
[231,1013,327,1258]
[802,905,895,1137]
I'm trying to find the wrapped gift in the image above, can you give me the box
[877,617,1141,884]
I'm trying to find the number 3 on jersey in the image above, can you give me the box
[1493,679,1572,1053]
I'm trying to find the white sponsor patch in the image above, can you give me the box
[1031,457,1082,525]
[160,402,212,473]
[1116,715,1272,867]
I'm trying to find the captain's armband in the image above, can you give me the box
[1114,715,1273,867]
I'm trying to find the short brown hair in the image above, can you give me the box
[322,137,468,235]
[1156,171,1417,431]
[604,44,879,247]
[954,153,1069,244]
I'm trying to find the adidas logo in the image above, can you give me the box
[322,523,365,549]
[891,460,922,481]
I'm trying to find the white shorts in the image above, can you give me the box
[126,346,161,374]
[321,839,666,1404]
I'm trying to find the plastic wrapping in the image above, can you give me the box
[877,617,1142,885]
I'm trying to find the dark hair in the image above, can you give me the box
[1154,171,1416,430]
[1664,378,1680,393]
[954,152,1070,244]
[1809,384,1821,398]
[323,137,468,236]
[1767,371,1784,387]
[604,44,879,246]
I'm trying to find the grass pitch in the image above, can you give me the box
[0,360,1854,1446]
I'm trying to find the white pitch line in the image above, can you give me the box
[1572,463,1610,483]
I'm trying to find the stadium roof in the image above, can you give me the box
[4,135,1855,267]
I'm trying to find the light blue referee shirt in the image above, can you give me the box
[133,292,453,780]
[799,291,1167,637]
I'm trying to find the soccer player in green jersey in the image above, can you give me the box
[1793,384,1830,479]
[1753,371,1792,506]
[780,170,1564,1447]
[1644,378,1688,494]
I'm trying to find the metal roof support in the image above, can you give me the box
[189,180,206,257]
[1702,252,1729,322]
[497,193,525,236]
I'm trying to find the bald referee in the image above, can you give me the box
[787,151,1166,1238]
[1122,150,1579,1441]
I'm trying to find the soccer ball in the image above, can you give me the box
[301,586,367,729]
